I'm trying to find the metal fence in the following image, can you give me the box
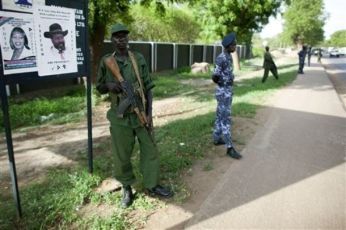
[102,41,248,72]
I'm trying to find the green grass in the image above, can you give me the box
[152,75,194,98]
[0,62,298,229]
[0,85,100,131]
[0,158,158,229]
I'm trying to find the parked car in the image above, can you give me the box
[329,49,340,58]
[339,47,346,56]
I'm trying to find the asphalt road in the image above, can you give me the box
[322,56,346,108]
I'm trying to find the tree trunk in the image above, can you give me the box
[90,20,106,83]
[232,51,240,71]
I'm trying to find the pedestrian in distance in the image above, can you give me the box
[307,46,312,67]
[96,23,173,209]
[298,45,307,74]
[261,46,279,83]
[211,32,242,160]
[317,48,322,63]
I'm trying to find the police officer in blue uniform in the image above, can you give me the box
[212,32,242,159]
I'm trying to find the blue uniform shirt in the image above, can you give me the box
[213,51,234,87]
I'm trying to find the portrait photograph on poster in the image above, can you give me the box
[2,0,45,13]
[33,5,77,76]
[0,11,37,75]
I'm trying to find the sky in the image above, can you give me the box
[260,0,346,39]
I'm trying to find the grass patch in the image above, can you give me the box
[232,66,298,117]
[0,85,100,131]
[0,157,158,230]
[151,75,194,98]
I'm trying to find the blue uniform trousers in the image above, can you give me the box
[213,86,233,148]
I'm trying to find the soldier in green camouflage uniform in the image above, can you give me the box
[262,46,278,83]
[96,23,173,208]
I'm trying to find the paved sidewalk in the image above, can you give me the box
[186,63,346,229]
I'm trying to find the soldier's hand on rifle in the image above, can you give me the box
[106,82,123,94]
[146,113,153,128]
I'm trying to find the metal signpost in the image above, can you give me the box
[0,0,92,217]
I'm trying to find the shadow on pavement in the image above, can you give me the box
[168,105,346,229]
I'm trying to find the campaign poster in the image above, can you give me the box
[2,0,45,13]
[0,11,37,75]
[33,5,77,76]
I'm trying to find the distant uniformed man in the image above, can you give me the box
[211,32,242,159]
[96,23,173,208]
[298,45,307,74]
[317,48,322,63]
[262,46,279,83]
[307,46,312,66]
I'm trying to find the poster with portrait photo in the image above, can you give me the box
[2,0,45,13]
[0,11,37,75]
[33,5,77,76]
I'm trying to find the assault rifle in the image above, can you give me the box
[104,55,148,127]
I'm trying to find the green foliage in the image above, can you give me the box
[194,0,284,44]
[88,0,132,40]
[282,0,325,45]
[128,3,200,43]
[251,34,265,58]
[266,33,288,49]
[327,30,346,47]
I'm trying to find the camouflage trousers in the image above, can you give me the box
[213,86,233,148]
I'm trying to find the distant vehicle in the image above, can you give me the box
[312,48,324,56]
[339,47,346,56]
[312,49,319,55]
[329,49,340,58]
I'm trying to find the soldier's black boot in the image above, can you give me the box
[121,185,134,208]
[147,185,174,198]
[227,147,242,159]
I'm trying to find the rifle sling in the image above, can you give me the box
[128,51,147,111]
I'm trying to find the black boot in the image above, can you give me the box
[121,185,134,208]
[226,147,242,159]
[213,139,225,146]
[147,185,174,198]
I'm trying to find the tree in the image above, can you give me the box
[194,0,284,46]
[88,0,192,81]
[282,0,325,46]
[88,0,132,81]
[328,30,346,47]
[129,4,200,43]
[192,0,284,70]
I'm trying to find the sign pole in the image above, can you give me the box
[84,0,93,173]
[0,77,22,218]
